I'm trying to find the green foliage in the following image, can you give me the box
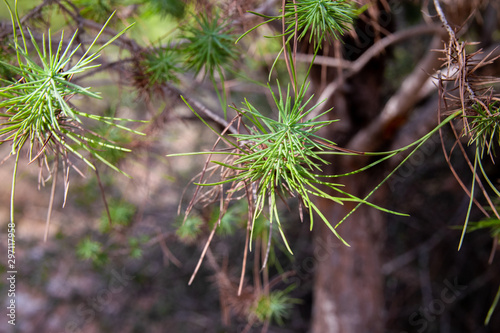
[99,199,137,232]
[77,237,107,264]
[208,201,271,237]
[0,1,146,231]
[141,45,184,86]
[2,1,495,329]
[176,214,203,243]
[181,11,238,78]
[284,0,361,46]
[0,6,141,174]
[90,122,133,166]
[486,284,500,325]
[251,286,301,325]
[456,101,500,250]
[128,235,149,258]
[229,83,345,249]
[467,199,500,242]
[210,202,245,236]
[241,0,362,50]
[466,102,500,158]
[144,0,186,19]
[172,1,464,261]
[183,82,408,251]
[467,218,500,238]
[0,43,15,85]
[73,0,120,22]
[471,199,500,326]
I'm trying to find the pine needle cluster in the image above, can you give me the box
[0,1,144,236]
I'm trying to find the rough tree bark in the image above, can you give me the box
[309,6,447,332]
[312,185,387,333]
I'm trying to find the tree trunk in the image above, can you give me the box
[311,173,386,333]
[308,20,389,332]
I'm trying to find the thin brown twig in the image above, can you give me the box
[348,35,446,152]
[163,84,237,135]
[437,76,490,217]
[238,181,253,296]
[157,234,182,267]
[433,0,457,42]
[44,155,58,242]
[95,166,112,227]
[312,24,446,119]
[253,231,261,294]
[290,24,444,70]
[261,219,272,271]
[183,115,240,222]
[189,222,218,285]
[438,119,489,218]
[447,121,500,220]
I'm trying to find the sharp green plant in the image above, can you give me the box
[198,81,394,251]
[180,10,238,117]
[0,0,144,239]
[486,284,500,325]
[466,101,500,158]
[181,11,237,78]
[169,0,465,290]
[237,0,364,94]
[239,0,362,46]
[449,101,500,251]
[467,217,500,238]
[284,0,362,46]
[177,83,460,246]
[434,0,500,255]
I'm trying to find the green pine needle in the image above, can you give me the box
[465,102,500,158]
[0,6,141,169]
[284,0,361,46]
[0,1,144,231]
[141,45,184,87]
[181,11,238,78]
[176,81,387,251]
